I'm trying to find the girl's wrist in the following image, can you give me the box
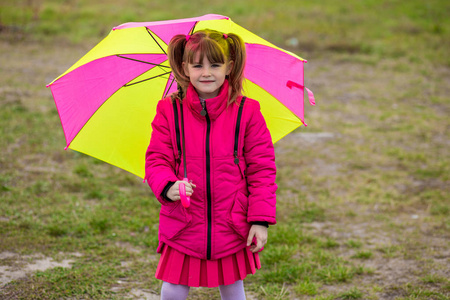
[161,181,176,201]
[251,221,269,228]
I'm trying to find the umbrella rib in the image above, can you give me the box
[146,28,167,55]
[142,22,197,97]
[116,55,170,68]
[163,76,176,98]
[124,71,172,87]
[189,21,198,35]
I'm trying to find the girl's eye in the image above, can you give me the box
[211,64,221,68]
[192,65,202,68]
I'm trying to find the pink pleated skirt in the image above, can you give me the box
[155,244,261,287]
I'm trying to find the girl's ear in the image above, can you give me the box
[226,60,234,75]
[182,62,190,77]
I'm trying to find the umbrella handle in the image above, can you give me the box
[179,178,190,208]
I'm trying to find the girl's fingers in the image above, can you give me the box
[250,245,260,253]
[247,230,255,246]
[188,180,197,188]
[251,238,261,252]
[185,187,194,196]
[167,180,196,200]
[182,182,195,196]
[184,182,196,189]
[252,237,267,253]
[247,224,268,252]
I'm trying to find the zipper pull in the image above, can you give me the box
[200,100,207,116]
[234,150,239,164]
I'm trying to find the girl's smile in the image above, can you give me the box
[183,55,233,99]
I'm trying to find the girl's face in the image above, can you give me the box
[183,54,233,99]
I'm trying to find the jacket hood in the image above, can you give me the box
[185,79,229,121]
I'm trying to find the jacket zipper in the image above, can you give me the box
[202,100,213,260]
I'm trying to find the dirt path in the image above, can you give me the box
[0,251,75,287]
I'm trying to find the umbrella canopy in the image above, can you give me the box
[47,14,315,178]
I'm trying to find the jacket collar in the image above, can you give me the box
[184,80,229,121]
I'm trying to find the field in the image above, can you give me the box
[0,0,449,299]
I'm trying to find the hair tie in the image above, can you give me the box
[223,33,228,39]
[186,34,190,42]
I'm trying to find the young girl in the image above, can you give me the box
[145,29,277,300]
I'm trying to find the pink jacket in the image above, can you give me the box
[145,80,277,260]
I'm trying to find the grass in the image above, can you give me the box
[294,279,320,296]
[1,0,449,299]
[351,251,373,260]
[338,287,363,299]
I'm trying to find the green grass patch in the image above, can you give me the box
[294,278,320,295]
[258,283,290,300]
[421,274,448,284]
[3,260,130,299]
[346,240,363,249]
[351,250,373,260]
[318,238,340,249]
[338,287,364,299]
[289,202,326,223]
[398,283,450,300]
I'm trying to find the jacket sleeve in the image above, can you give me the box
[244,101,277,225]
[145,100,179,205]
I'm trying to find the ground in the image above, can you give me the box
[0,4,449,298]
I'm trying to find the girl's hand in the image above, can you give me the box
[167,180,196,201]
[247,224,268,253]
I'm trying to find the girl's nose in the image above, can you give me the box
[202,67,211,77]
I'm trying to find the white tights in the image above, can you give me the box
[160,280,246,300]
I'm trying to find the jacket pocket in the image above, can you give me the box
[159,201,191,240]
[228,191,251,241]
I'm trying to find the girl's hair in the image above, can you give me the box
[167,29,246,105]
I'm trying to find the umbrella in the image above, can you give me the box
[47,14,315,179]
